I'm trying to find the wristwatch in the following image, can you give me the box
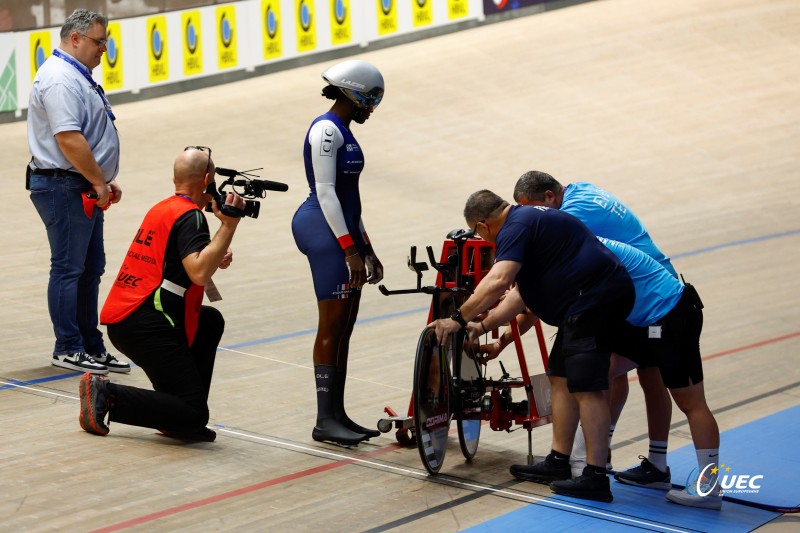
[450,309,467,329]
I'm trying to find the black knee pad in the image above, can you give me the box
[564,351,610,393]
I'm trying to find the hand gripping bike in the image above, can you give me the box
[378,229,552,475]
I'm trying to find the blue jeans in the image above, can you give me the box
[29,172,107,356]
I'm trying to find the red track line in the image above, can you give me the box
[90,443,407,533]
[91,331,799,532]
[627,330,800,383]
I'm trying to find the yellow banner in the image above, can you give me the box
[330,0,352,46]
[147,16,168,82]
[261,0,283,60]
[216,6,238,70]
[448,0,469,19]
[412,0,433,27]
[29,31,51,80]
[295,0,317,53]
[376,0,398,36]
[103,22,123,90]
[182,11,203,76]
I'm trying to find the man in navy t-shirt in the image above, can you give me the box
[431,190,634,502]
[512,171,675,486]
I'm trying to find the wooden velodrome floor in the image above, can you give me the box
[1,0,798,531]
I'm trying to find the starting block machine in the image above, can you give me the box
[378,229,552,475]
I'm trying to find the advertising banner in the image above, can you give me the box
[330,0,352,46]
[482,0,547,15]
[29,30,51,81]
[261,0,283,60]
[182,10,203,76]
[295,0,317,53]
[376,0,398,36]
[103,21,123,90]
[448,0,470,19]
[0,35,16,112]
[147,16,169,83]
[216,5,238,69]
[412,0,433,28]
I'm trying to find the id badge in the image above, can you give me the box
[648,325,662,339]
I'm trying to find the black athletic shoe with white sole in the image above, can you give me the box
[53,352,108,375]
[91,352,131,373]
[614,456,672,490]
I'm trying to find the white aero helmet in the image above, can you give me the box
[322,59,384,109]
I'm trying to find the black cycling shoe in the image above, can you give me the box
[312,418,367,446]
[339,416,381,439]
[159,427,217,442]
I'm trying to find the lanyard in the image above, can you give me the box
[52,49,116,122]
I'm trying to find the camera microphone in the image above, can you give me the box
[215,167,239,178]
[233,178,288,192]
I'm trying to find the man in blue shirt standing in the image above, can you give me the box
[512,171,675,488]
[27,9,128,374]
[599,238,721,510]
[431,190,634,503]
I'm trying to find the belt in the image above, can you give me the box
[31,168,85,179]
[160,279,187,297]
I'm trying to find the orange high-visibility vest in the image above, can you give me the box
[101,195,205,345]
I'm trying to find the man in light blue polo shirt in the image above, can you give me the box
[599,237,721,510]
[27,9,129,374]
[508,171,675,488]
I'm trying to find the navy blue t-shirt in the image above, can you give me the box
[494,205,633,326]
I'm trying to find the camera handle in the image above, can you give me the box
[204,181,246,218]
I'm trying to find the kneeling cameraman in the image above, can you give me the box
[78,146,245,441]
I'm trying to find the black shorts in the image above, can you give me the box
[548,305,632,393]
[648,287,704,388]
[607,321,657,369]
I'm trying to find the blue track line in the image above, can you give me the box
[671,228,800,259]
[225,306,429,349]
[4,228,797,392]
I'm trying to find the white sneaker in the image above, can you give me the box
[91,352,131,373]
[52,352,108,375]
[666,488,722,510]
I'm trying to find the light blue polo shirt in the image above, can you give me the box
[561,182,677,277]
[599,237,683,327]
[27,50,119,181]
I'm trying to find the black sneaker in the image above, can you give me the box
[79,372,111,436]
[91,352,131,374]
[53,352,108,375]
[551,466,613,502]
[614,456,672,490]
[510,454,571,485]
[159,427,217,442]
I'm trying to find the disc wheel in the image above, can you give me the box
[456,337,483,461]
[413,326,452,475]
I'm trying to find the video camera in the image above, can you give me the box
[204,167,288,219]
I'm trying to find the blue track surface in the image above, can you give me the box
[466,405,800,532]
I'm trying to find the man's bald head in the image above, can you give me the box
[174,148,212,190]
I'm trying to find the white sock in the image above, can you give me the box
[648,440,668,472]
[695,448,721,495]
[571,423,587,463]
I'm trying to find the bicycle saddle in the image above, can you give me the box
[446,228,475,242]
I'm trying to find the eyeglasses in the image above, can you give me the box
[471,220,484,236]
[184,146,212,175]
[341,87,384,109]
[80,33,108,48]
